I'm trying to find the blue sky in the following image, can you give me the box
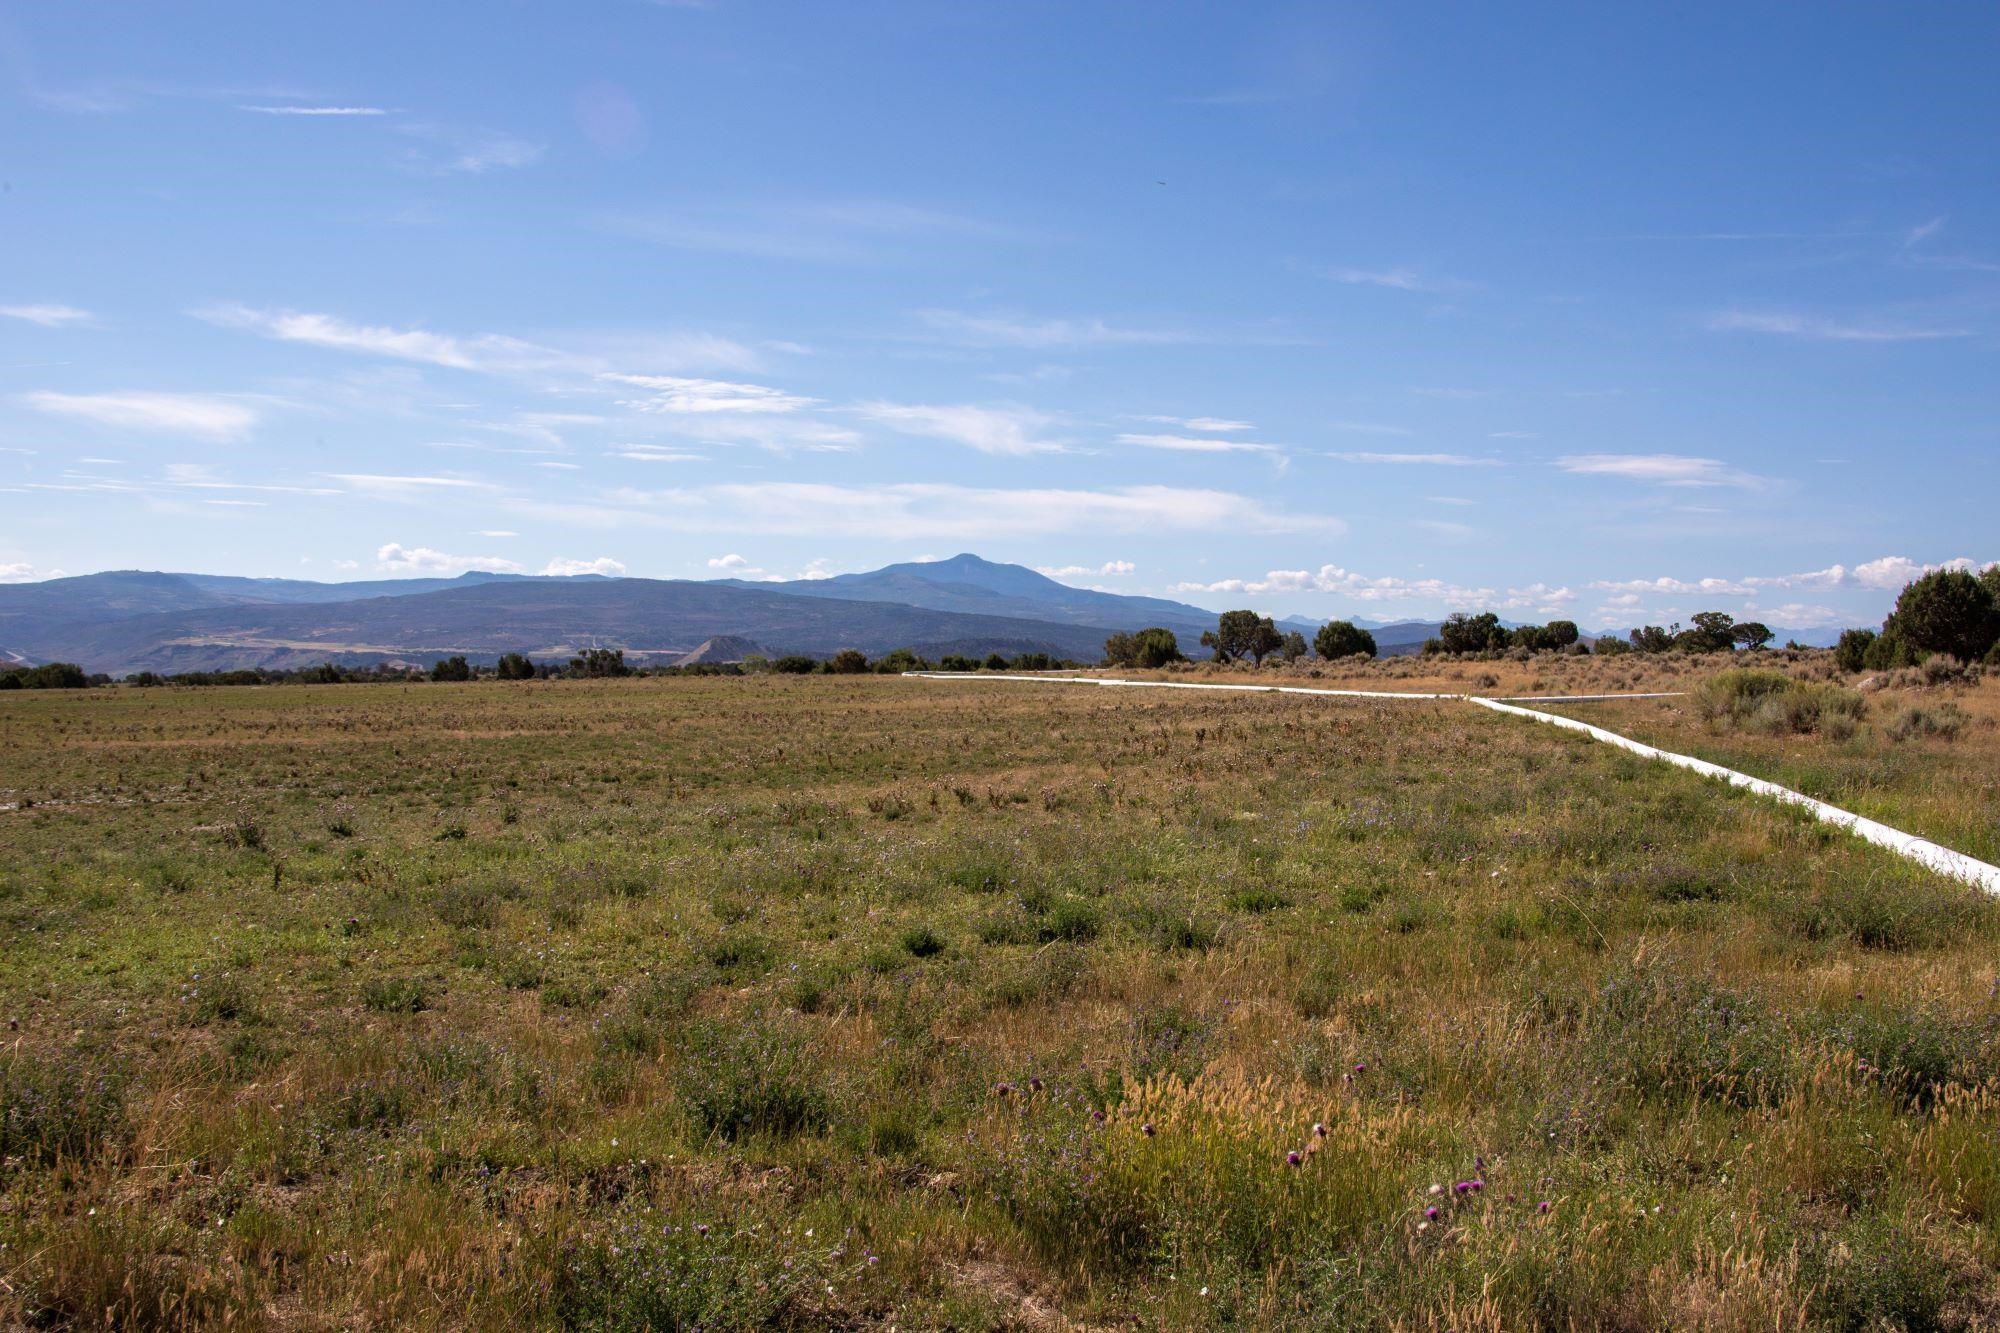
[3,2,1995,629]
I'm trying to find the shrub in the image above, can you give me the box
[494,652,535,680]
[900,925,945,958]
[429,655,471,682]
[827,649,870,674]
[1884,701,1968,742]
[772,655,817,674]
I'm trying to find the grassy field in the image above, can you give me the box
[4,672,2000,1329]
[1538,670,2000,865]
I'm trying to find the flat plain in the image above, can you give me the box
[3,668,1999,1329]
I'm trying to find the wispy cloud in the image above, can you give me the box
[242,104,390,117]
[330,474,496,497]
[1556,453,1763,488]
[198,304,498,369]
[1117,432,1280,456]
[1137,414,1253,432]
[0,304,96,327]
[913,309,1193,349]
[599,198,1038,262]
[858,402,1063,456]
[199,306,762,386]
[1708,309,1973,342]
[606,373,816,414]
[1318,267,1465,294]
[1326,420,1414,437]
[398,124,544,174]
[1327,451,1500,467]
[602,481,1340,540]
[22,390,258,441]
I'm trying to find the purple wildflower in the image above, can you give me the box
[1142,1123,1156,1138]
[1424,1206,1439,1220]
[1537,1201,1551,1214]
[1285,1150,1302,1167]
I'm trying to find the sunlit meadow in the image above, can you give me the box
[3,665,1998,1328]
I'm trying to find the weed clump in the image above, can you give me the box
[675,1018,832,1142]
[0,1055,124,1167]
[1695,669,1866,737]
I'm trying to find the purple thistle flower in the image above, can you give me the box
[1028,1076,1043,1093]
[996,1082,1012,1097]
[1537,1200,1551,1214]
[1312,1122,1327,1138]
[695,1223,710,1237]
[1354,1062,1367,1074]
[1285,1150,1303,1167]
[1142,1123,1156,1138]
[1091,1109,1106,1124]
[1424,1206,1439,1220]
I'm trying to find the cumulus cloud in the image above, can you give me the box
[22,390,258,441]
[0,304,96,327]
[1556,453,1763,488]
[706,553,750,570]
[858,402,1063,456]
[375,542,521,574]
[540,556,626,577]
[1592,554,1991,601]
[1037,560,1137,578]
[1169,564,1573,614]
[0,562,64,583]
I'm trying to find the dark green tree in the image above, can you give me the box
[828,649,870,674]
[1730,622,1774,650]
[495,652,535,680]
[1313,619,1377,660]
[1130,627,1181,668]
[1277,630,1308,663]
[1437,612,1506,654]
[1204,610,1282,665]
[430,655,472,682]
[568,647,631,678]
[1833,628,1876,673]
[1628,625,1674,653]
[1891,569,2000,661]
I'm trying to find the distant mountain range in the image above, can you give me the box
[0,554,1845,676]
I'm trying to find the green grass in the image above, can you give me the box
[1,673,1998,1327]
